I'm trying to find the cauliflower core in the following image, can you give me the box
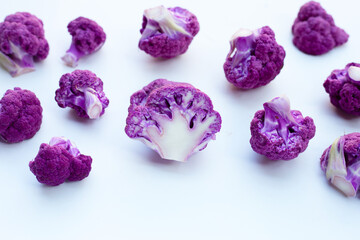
[125,79,221,162]
[145,107,217,161]
[320,133,360,197]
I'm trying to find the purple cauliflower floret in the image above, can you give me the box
[0,12,49,77]
[0,88,42,143]
[62,17,106,67]
[223,26,285,89]
[250,96,316,160]
[125,79,221,162]
[55,70,109,119]
[324,63,360,115]
[320,133,360,197]
[68,154,92,181]
[138,5,200,58]
[292,1,349,55]
[29,143,72,186]
[29,137,92,186]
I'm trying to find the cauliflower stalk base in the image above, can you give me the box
[49,137,80,157]
[61,43,85,67]
[261,96,296,143]
[143,107,216,162]
[348,66,360,81]
[83,88,103,119]
[325,137,360,197]
[0,42,35,77]
[141,5,191,40]
[228,28,258,68]
[62,87,102,119]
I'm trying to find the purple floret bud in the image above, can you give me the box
[250,96,316,160]
[292,1,349,55]
[320,133,360,197]
[125,79,221,162]
[0,12,49,77]
[223,26,285,89]
[139,6,200,58]
[323,63,360,115]
[62,17,106,67]
[55,70,109,119]
[29,137,92,186]
[0,87,42,143]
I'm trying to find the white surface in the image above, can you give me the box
[0,0,359,239]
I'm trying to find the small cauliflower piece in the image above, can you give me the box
[139,6,200,58]
[292,1,349,55]
[250,96,315,160]
[320,133,360,197]
[125,79,221,162]
[0,12,49,77]
[223,26,285,89]
[323,63,360,115]
[62,17,106,67]
[0,88,42,143]
[29,137,92,186]
[55,70,109,119]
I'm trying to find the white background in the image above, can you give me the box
[0,0,359,239]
